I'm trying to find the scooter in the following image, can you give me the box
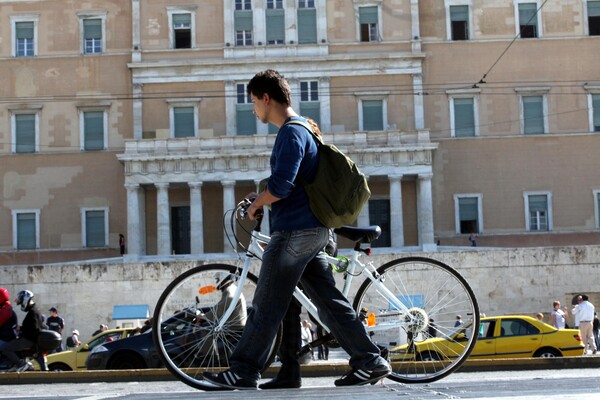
[0,330,62,372]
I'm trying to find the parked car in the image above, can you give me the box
[390,315,584,361]
[33,328,135,371]
[86,309,196,370]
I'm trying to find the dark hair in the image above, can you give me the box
[247,69,291,106]
[582,294,589,301]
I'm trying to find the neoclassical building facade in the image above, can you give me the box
[1,0,599,265]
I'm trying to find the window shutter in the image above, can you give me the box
[84,111,104,150]
[298,8,317,44]
[593,94,600,131]
[235,10,253,31]
[523,96,544,134]
[459,197,478,221]
[359,6,378,24]
[266,9,285,42]
[529,195,547,211]
[454,98,475,137]
[450,5,468,21]
[173,13,191,28]
[174,107,195,138]
[16,22,34,39]
[17,213,36,249]
[300,102,321,127]
[86,210,106,247]
[519,3,537,26]
[363,100,384,130]
[589,1,600,17]
[15,114,35,153]
[84,19,102,39]
[236,105,256,135]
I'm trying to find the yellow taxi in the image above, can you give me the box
[34,328,135,371]
[390,315,584,361]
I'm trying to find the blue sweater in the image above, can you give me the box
[267,116,323,232]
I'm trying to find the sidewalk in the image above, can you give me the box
[2,351,599,385]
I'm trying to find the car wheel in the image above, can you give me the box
[418,351,442,361]
[49,363,72,372]
[109,353,146,369]
[534,348,561,358]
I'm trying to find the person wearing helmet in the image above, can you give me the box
[0,288,18,347]
[0,290,42,372]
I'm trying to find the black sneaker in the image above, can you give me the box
[203,370,258,390]
[334,365,391,386]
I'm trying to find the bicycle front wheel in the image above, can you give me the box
[152,264,282,390]
[353,256,479,383]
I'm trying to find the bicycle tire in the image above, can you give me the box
[353,256,480,383]
[152,263,282,391]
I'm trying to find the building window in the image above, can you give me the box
[358,6,379,42]
[588,1,600,35]
[171,12,193,49]
[520,94,546,134]
[12,17,37,57]
[82,208,108,248]
[12,210,39,250]
[82,18,103,54]
[525,192,551,232]
[235,1,253,46]
[81,110,107,150]
[369,199,391,247]
[450,96,477,137]
[449,5,469,40]
[236,83,256,135]
[359,97,386,131]
[516,2,540,38]
[266,0,285,45]
[171,106,196,138]
[298,0,317,44]
[300,81,320,126]
[454,194,482,234]
[592,93,600,132]
[12,112,38,153]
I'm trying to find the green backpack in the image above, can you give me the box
[285,120,371,228]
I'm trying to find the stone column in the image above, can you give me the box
[189,182,204,254]
[389,175,405,247]
[132,83,143,139]
[156,183,171,256]
[417,173,436,251]
[125,183,141,260]
[357,175,370,227]
[413,73,425,130]
[222,180,236,253]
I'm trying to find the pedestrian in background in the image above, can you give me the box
[571,294,596,355]
[119,234,126,256]
[551,300,568,329]
[593,312,600,351]
[46,307,64,353]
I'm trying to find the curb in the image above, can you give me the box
[1,356,598,385]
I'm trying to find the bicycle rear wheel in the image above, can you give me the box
[353,256,479,383]
[152,263,282,390]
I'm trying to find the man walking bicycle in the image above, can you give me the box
[203,69,390,390]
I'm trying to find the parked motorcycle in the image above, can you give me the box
[0,330,62,372]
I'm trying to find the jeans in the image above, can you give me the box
[0,337,34,365]
[230,227,387,381]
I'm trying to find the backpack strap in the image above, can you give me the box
[283,120,324,145]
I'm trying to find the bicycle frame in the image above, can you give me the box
[216,224,412,335]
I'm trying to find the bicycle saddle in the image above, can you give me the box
[334,225,381,243]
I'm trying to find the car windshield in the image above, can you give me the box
[87,331,127,351]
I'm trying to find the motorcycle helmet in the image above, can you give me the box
[0,288,9,304]
[16,290,34,312]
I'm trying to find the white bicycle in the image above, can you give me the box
[152,199,480,390]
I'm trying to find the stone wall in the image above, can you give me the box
[3,245,599,342]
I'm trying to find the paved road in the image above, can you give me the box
[3,368,600,399]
